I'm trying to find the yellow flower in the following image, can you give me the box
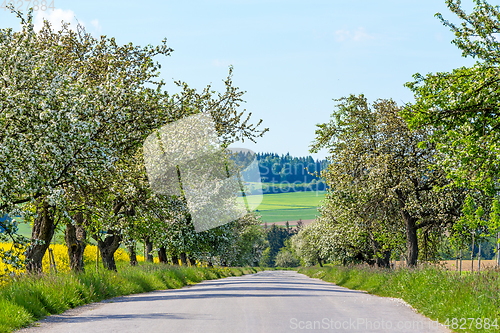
[1,242,132,284]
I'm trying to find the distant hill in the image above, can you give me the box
[231,151,328,183]
[256,152,328,184]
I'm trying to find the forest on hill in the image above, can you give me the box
[230,152,329,194]
[256,153,328,184]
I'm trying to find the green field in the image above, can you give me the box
[14,218,67,243]
[244,191,326,223]
[15,222,31,239]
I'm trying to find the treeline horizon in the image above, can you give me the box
[257,152,328,184]
[232,151,328,183]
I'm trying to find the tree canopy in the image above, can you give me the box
[0,7,268,275]
[403,0,500,194]
[308,95,464,266]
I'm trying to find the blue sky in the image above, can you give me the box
[0,0,478,159]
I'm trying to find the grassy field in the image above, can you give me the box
[13,220,65,242]
[245,191,326,223]
[14,222,31,239]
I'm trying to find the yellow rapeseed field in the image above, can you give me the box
[1,243,194,285]
[0,243,132,284]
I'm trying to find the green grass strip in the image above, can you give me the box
[298,265,500,333]
[0,264,262,333]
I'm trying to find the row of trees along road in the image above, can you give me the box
[309,96,466,267]
[0,8,268,274]
[293,0,500,267]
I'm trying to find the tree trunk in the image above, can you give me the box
[471,233,475,273]
[376,250,391,268]
[497,232,500,268]
[158,247,168,263]
[65,212,87,273]
[370,236,391,268]
[96,231,121,271]
[188,256,196,266]
[478,244,481,273]
[26,200,56,274]
[128,245,138,266]
[318,257,323,267]
[180,252,188,266]
[171,253,179,265]
[145,237,154,263]
[402,211,419,267]
[459,249,462,275]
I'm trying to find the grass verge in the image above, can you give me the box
[298,265,500,333]
[0,264,262,333]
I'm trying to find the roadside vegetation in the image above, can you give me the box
[299,265,500,333]
[0,264,261,333]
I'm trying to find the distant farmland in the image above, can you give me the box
[244,191,326,224]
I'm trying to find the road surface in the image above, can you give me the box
[18,270,450,333]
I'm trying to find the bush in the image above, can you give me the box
[259,247,272,267]
[274,251,300,267]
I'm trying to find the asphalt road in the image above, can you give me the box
[19,270,450,333]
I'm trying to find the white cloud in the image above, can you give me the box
[33,8,77,32]
[90,19,102,33]
[334,29,350,42]
[212,59,233,67]
[334,27,374,43]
